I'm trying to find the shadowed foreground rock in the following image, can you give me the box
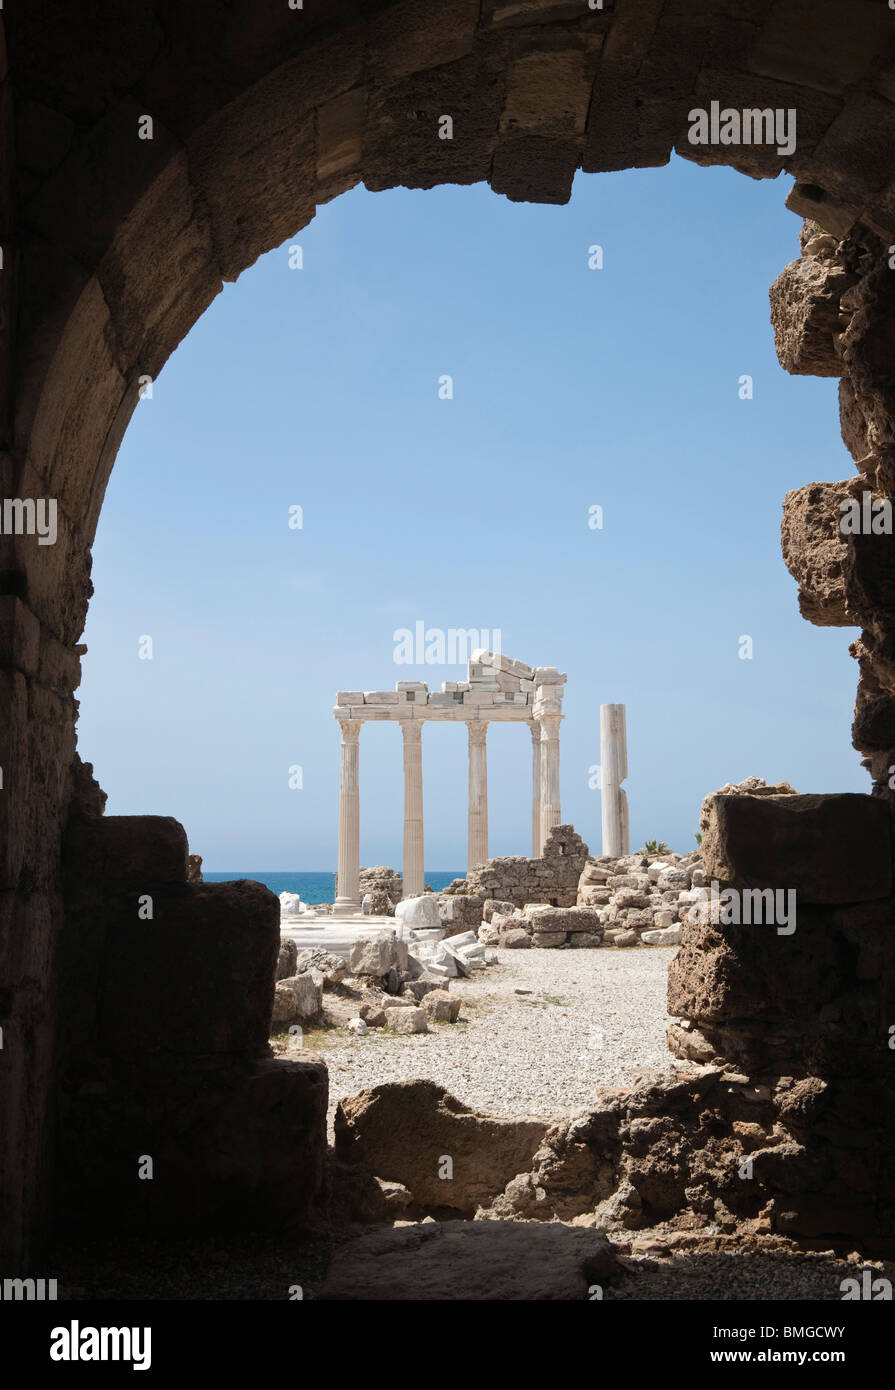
[482,1066,895,1250]
[320,1219,618,1301]
[700,789,892,903]
[53,761,329,1235]
[334,1080,547,1216]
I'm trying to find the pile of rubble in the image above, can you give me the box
[269,895,498,1037]
[476,848,705,949]
[576,847,705,947]
[271,940,348,1028]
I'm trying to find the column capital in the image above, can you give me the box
[402,720,423,743]
[528,719,540,742]
[539,712,562,738]
[466,720,488,745]
[337,718,361,743]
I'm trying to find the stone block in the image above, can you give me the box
[97,880,279,1055]
[294,948,348,986]
[781,480,854,628]
[532,931,566,948]
[702,792,891,903]
[770,255,855,377]
[614,889,652,909]
[276,937,298,981]
[423,989,461,1023]
[656,866,690,892]
[439,893,486,928]
[523,904,583,933]
[642,925,682,946]
[501,49,596,136]
[276,973,323,1023]
[403,977,443,1003]
[350,932,407,976]
[384,1006,428,1034]
[500,927,531,948]
[0,595,41,677]
[89,815,189,887]
[490,134,580,205]
[395,894,441,928]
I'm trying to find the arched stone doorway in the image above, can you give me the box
[3,0,895,1267]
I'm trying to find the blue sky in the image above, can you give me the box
[77,154,862,870]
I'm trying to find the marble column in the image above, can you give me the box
[467,721,489,871]
[402,721,425,898]
[529,719,543,857]
[539,713,562,848]
[600,702,630,858]
[334,719,362,913]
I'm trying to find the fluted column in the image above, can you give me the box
[402,721,425,898]
[529,719,543,857]
[600,703,630,857]
[539,713,562,848]
[467,721,489,871]
[334,719,361,913]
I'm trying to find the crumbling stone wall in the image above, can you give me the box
[445,825,588,908]
[55,757,327,1236]
[774,219,895,793]
[662,781,895,1242]
[359,865,402,915]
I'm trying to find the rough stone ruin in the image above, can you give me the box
[358,865,403,916]
[6,0,895,1296]
[445,823,589,908]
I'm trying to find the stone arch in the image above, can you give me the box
[5,0,895,1267]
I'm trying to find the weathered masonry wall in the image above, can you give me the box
[446,823,588,909]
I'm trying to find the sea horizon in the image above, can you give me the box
[203,869,465,905]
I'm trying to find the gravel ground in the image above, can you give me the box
[288,945,678,1135]
[608,1242,895,1300]
[50,1229,893,1302]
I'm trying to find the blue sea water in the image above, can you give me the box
[203,870,464,904]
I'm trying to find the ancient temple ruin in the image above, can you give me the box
[332,650,565,910]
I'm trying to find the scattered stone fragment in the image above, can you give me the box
[423,990,462,1023]
[395,894,442,929]
[349,932,408,978]
[384,1007,428,1035]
